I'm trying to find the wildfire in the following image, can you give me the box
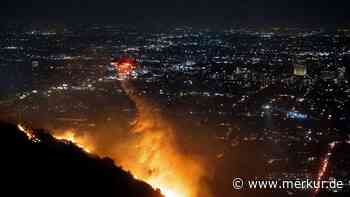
[53,130,93,153]
[17,124,93,153]
[112,86,205,197]
[118,62,134,73]
[112,57,136,80]
[17,122,198,197]
[110,58,207,197]
[314,141,338,195]
[17,124,40,142]
[52,126,199,197]
[158,187,181,197]
[16,58,207,197]
[116,130,197,197]
[17,124,25,131]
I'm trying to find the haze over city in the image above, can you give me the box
[1,1,350,197]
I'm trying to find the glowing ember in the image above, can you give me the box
[17,124,38,142]
[17,124,26,132]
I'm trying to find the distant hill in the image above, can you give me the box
[0,122,164,197]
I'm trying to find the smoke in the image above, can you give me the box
[49,56,213,196]
[50,80,211,197]
[111,81,210,197]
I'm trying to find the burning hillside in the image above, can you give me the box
[0,122,164,197]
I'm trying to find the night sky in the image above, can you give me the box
[2,0,350,26]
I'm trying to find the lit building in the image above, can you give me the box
[293,63,307,77]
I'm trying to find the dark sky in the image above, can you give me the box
[2,0,350,26]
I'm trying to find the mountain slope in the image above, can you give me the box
[0,122,164,197]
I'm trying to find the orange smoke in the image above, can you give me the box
[114,81,206,197]
[112,58,207,197]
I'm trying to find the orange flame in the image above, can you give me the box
[34,59,209,197]
[314,141,338,195]
[112,58,136,80]
[113,81,207,197]
[115,129,200,197]
[53,129,94,153]
[118,62,134,74]
[110,60,208,197]
[17,124,39,142]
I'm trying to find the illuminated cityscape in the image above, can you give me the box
[1,1,350,196]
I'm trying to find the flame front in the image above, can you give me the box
[23,59,208,197]
[53,130,94,153]
[120,131,197,197]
